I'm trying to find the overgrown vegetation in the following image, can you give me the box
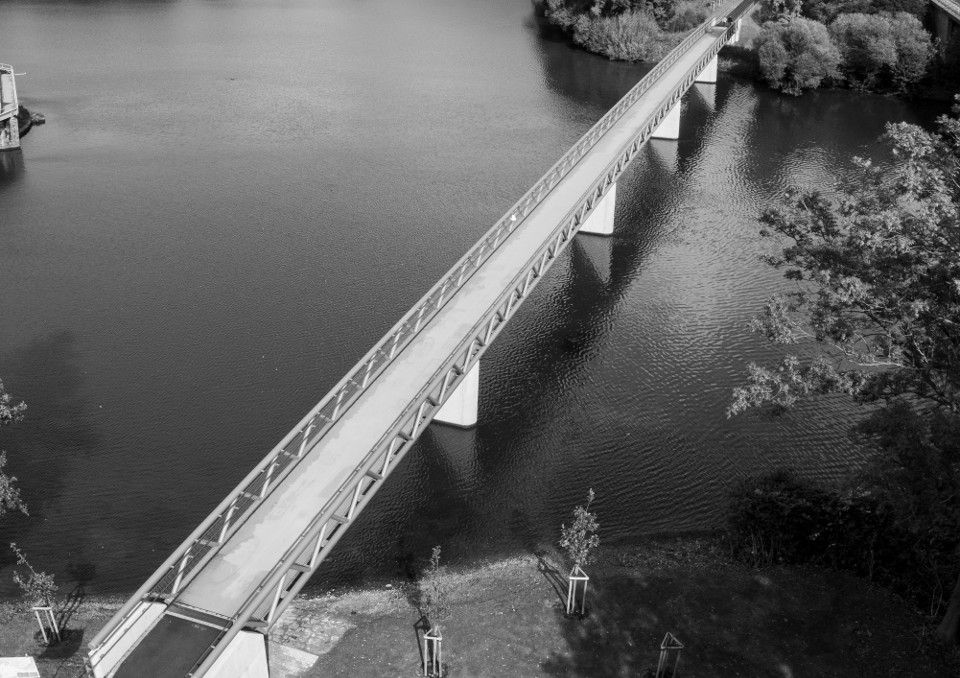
[542,0,710,62]
[728,101,960,645]
[750,0,935,95]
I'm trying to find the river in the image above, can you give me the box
[0,0,947,596]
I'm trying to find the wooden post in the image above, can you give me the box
[32,605,60,644]
[656,632,683,677]
[423,626,442,677]
[566,566,589,615]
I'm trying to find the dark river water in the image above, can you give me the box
[0,0,947,596]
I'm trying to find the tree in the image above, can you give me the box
[10,543,57,606]
[888,12,934,91]
[830,13,898,89]
[756,0,802,24]
[560,489,600,569]
[419,546,450,677]
[802,0,928,24]
[728,101,960,645]
[755,17,841,95]
[0,378,26,517]
[829,12,933,91]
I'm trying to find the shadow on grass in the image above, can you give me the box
[539,568,774,678]
[38,627,84,660]
[412,614,431,675]
[536,553,568,608]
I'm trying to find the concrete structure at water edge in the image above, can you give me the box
[85,3,753,677]
[0,64,20,151]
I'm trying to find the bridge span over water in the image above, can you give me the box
[86,4,753,676]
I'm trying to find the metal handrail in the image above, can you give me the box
[188,22,746,678]
[88,1,750,666]
[184,12,748,678]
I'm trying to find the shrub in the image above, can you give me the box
[830,13,897,88]
[755,17,841,95]
[644,0,678,29]
[888,12,934,89]
[829,12,933,90]
[666,5,708,32]
[803,0,927,23]
[420,546,450,631]
[726,471,886,570]
[728,413,960,621]
[571,11,670,61]
[756,0,802,24]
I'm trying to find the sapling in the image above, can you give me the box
[559,489,599,615]
[420,545,450,676]
[10,543,60,643]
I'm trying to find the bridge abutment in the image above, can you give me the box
[434,361,480,427]
[207,632,269,678]
[578,182,617,236]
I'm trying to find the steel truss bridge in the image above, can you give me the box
[87,3,754,676]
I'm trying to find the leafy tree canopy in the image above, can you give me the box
[0,378,26,426]
[0,378,26,518]
[729,101,960,417]
[560,489,600,569]
[755,17,841,95]
[728,101,960,645]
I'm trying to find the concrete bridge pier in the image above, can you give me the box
[695,55,718,84]
[434,360,480,427]
[578,182,617,236]
[652,101,681,140]
[0,66,21,152]
[730,18,742,44]
[932,4,957,57]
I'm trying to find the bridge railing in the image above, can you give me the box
[205,13,749,665]
[88,2,751,668]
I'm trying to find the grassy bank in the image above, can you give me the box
[4,537,958,677]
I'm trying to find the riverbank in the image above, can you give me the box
[3,536,957,677]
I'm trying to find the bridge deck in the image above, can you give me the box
[176,24,727,620]
[100,17,740,678]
